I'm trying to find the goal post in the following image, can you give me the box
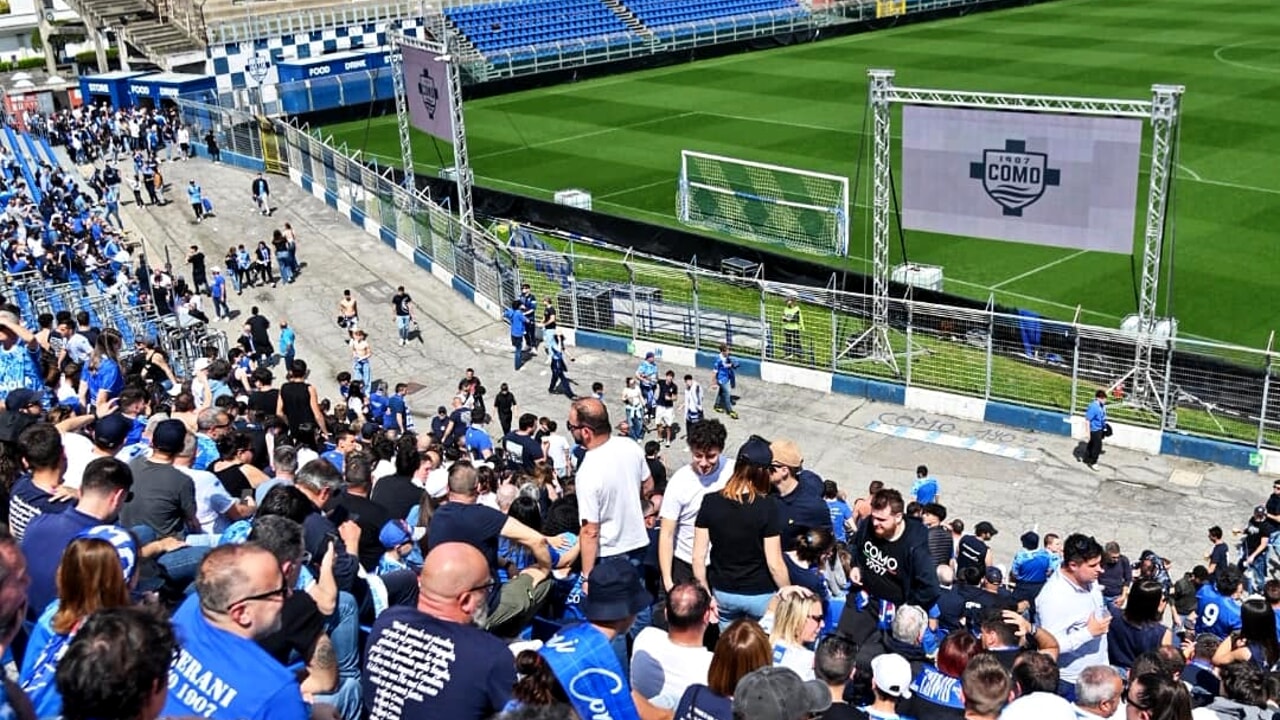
[676,150,850,257]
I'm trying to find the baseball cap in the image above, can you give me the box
[737,436,773,468]
[378,519,413,549]
[1020,530,1040,550]
[193,357,211,373]
[424,468,448,499]
[769,439,802,468]
[4,388,42,412]
[77,525,138,584]
[975,521,998,536]
[733,666,831,720]
[985,566,1004,585]
[93,412,132,449]
[871,653,913,699]
[1256,505,1267,516]
[581,560,651,623]
[151,419,187,454]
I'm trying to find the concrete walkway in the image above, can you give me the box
[113,154,1264,575]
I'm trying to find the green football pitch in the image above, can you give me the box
[322,0,1280,347]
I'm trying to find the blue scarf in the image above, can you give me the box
[540,623,640,720]
[911,665,964,709]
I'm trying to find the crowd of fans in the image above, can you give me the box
[0,99,1272,720]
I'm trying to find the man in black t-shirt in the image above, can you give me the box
[501,413,544,473]
[839,488,940,644]
[363,542,515,720]
[426,463,551,637]
[250,515,360,717]
[186,245,207,294]
[246,306,273,363]
[371,436,430,521]
[1243,505,1277,586]
[1207,526,1229,580]
[391,286,414,346]
[332,452,391,572]
[956,522,997,576]
[654,370,679,447]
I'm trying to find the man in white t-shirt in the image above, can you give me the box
[541,419,572,479]
[174,433,253,534]
[568,398,651,585]
[631,582,715,709]
[658,418,732,592]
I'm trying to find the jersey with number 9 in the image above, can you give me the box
[1196,583,1242,639]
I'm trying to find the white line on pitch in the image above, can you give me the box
[596,177,673,199]
[470,111,698,161]
[990,249,1089,290]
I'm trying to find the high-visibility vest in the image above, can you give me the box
[782,304,802,330]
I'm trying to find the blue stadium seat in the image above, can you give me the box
[445,0,643,60]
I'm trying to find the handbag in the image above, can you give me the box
[336,315,348,329]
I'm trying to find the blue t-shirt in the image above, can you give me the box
[367,391,388,424]
[911,476,939,504]
[278,327,295,354]
[465,426,493,459]
[163,595,308,720]
[385,395,407,430]
[8,476,71,543]
[505,308,526,337]
[82,358,124,403]
[211,274,226,299]
[826,498,853,543]
[21,508,102,619]
[1086,399,1107,432]
[363,605,514,720]
[714,355,736,386]
[1011,549,1055,584]
[194,435,219,472]
[1196,584,1242,639]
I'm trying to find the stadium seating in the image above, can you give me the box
[445,0,810,62]
[444,0,634,58]
[625,0,808,37]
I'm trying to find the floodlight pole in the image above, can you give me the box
[1129,84,1184,412]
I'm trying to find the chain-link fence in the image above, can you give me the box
[263,117,1280,453]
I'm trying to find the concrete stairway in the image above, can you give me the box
[601,0,653,39]
[59,0,205,70]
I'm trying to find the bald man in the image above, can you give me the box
[164,543,308,720]
[362,542,515,720]
[567,398,651,585]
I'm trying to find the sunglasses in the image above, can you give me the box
[226,577,289,609]
[809,614,824,622]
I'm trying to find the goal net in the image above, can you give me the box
[677,150,849,256]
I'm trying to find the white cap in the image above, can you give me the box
[193,357,210,372]
[871,654,913,699]
[424,468,448,499]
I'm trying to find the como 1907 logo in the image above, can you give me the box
[969,139,1061,217]
[418,67,440,119]
[246,53,271,85]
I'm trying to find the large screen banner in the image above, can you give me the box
[901,105,1143,254]
[402,44,454,144]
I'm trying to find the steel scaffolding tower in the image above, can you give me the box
[391,5,475,243]
[860,70,1182,409]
